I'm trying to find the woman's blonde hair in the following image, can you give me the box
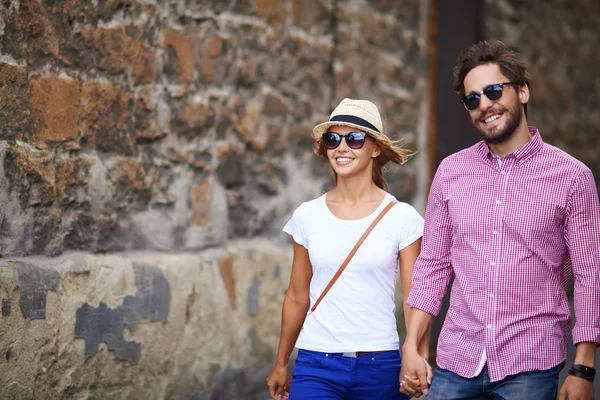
[314,124,415,191]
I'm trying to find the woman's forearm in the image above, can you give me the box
[275,293,310,367]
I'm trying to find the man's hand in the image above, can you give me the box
[400,348,433,397]
[558,375,594,400]
[266,364,290,400]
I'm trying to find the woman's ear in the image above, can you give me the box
[372,146,381,158]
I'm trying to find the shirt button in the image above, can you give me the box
[496,199,501,205]
[490,261,496,266]
[501,171,506,175]
[487,324,492,329]
[492,230,498,235]
[489,293,494,298]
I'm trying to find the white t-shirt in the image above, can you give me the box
[283,193,424,352]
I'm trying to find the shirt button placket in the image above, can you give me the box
[486,160,509,368]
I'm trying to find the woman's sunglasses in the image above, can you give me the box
[322,131,367,150]
[461,81,514,111]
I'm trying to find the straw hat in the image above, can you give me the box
[312,98,388,141]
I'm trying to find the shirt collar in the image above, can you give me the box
[476,126,543,162]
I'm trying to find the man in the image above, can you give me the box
[400,40,599,399]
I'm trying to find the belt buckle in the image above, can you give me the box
[342,352,358,358]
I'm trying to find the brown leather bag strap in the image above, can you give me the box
[309,200,398,313]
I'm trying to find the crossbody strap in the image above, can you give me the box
[309,200,398,313]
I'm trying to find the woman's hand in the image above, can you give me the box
[266,364,290,400]
[399,349,433,397]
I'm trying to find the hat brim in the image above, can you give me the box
[312,121,385,141]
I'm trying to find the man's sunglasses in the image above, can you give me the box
[461,81,514,111]
[322,131,367,150]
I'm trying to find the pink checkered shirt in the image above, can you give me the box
[407,127,600,382]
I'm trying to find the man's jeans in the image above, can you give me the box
[288,349,409,399]
[426,363,564,400]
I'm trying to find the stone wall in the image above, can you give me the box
[0,0,431,398]
[485,0,600,189]
[0,243,292,399]
[0,0,430,258]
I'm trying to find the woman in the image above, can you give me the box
[266,98,430,400]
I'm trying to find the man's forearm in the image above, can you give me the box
[417,320,431,361]
[574,341,597,368]
[403,307,434,353]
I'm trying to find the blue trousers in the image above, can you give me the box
[426,363,564,400]
[289,349,409,400]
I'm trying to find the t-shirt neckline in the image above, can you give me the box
[322,192,392,224]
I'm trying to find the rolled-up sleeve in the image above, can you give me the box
[565,169,600,345]
[406,161,455,316]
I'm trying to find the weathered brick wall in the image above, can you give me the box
[0,1,431,398]
[0,0,430,258]
[485,0,600,189]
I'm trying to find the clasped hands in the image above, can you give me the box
[399,349,434,398]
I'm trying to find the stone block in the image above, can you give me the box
[80,81,134,154]
[0,63,30,141]
[262,89,290,116]
[0,3,27,60]
[73,26,157,85]
[30,73,79,142]
[2,142,56,207]
[256,158,285,195]
[192,180,213,227]
[0,143,64,257]
[113,156,152,193]
[227,191,260,238]
[171,100,216,138]
[216,144,246,188]
[55,157,96,204]
[162,27,196,84]
[200,33,227,85]
[62,208,98,251]
[45,207,67,253]
[253,0,287,24]
[0,0,59,64]
[291,0,330,30]
[24,0,60,65]
[133,86,165,143]
[229,97,271,153]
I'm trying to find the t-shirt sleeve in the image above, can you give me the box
[282,204,308,248]
[396,204,424,251]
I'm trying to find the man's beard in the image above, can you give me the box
[476,101,522,145]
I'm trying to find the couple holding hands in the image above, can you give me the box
[266,41,599,400]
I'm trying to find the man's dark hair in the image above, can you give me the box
[453,40,532,117]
